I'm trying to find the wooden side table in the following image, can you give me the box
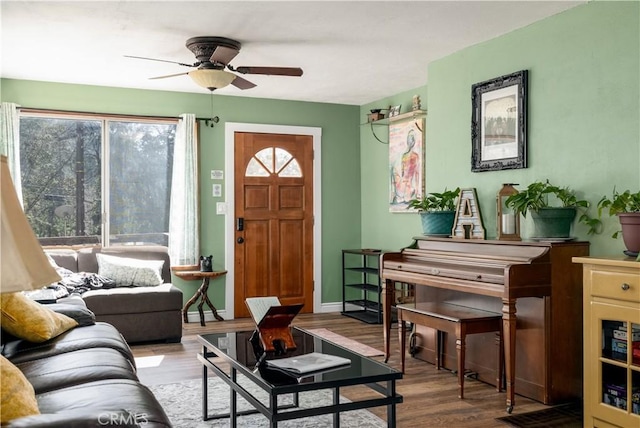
[172,270,227,326]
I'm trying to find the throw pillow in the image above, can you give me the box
[96,253,164,287]
[0,293,78,342]
[0,355,40,423]
[44,251,73,277]
[46,303,96,326]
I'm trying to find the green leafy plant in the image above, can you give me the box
[407,187,460,212]
[597,188,640,238]
[504,180,589,217]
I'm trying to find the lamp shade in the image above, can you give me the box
[1,156,60,292]
[188,69,236,91]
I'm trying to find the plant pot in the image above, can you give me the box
[617,212,640,255]
[530,207,576,238]
[420,211,455,236]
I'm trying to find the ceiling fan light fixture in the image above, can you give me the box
[188,69,236,91]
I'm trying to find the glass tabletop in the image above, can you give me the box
[198,327,400,390]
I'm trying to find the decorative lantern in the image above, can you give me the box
[497,183,521,241]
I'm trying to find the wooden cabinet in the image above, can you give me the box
[574,257,640,427]
[341,249,383,324]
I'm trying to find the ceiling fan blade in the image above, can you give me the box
[231,75,257,90]
[235,66,303,77]
[149,72,190,80]
[209,46,239,65]
[124,55,197,68]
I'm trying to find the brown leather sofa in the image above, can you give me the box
[1,309,172,427]
[45,245,183,344]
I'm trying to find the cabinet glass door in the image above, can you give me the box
[592,304,640,424]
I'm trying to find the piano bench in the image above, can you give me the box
[397,302,504,399]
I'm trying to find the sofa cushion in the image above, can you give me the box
[6,379,172,428]
[0,355,40,423]
[0,293,78,343]
[82,283,182,315]
[1,322,135,366]
[46,302,95,326]
[77,246,171,283]
[96,253,164,287]
[43,248,78,273]
[15,348,137,394]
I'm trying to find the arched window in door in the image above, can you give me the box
[245,147,302,177]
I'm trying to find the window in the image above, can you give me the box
[19,112,176,246]
[245,147,302,177]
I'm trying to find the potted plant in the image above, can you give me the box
[407,187,460,236]
[505,180,590,239]
[597,188,640,256]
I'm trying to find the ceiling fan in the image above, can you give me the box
[126,36,303,91]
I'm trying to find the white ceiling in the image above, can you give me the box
[1,1,584,106]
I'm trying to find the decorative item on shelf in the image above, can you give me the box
[367,109,385,123]
[452,188,486,240]
[412,95,421,111]
[407,188,460,236]
[388,105,401,118]
[199,255,213,272]
[497,183,521,241]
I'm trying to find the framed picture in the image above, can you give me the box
[471,70,528,172]
[388,118,425,212]
[388,105,402,118]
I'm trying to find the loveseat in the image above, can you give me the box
[1,298,172,427]
[44,245,183,344]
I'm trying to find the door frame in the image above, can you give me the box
[224,122,322,319]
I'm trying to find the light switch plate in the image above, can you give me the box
[211,170,224,180]
[216,202,227,215]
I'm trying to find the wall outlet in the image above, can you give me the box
[212,184,222,197]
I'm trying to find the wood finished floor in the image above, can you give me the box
[130,312,550,427]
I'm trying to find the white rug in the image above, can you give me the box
[148,376,387,427]
[305,329,384,357]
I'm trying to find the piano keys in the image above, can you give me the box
[380,237,589,412]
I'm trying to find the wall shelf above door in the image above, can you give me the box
[361,109,426,144]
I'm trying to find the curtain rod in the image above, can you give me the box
[19,107,217,124]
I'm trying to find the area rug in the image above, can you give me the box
[496,402,582,428]
[305,328,384,357]
[148,376,386,427]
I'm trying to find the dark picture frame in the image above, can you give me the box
[471,70,528,172]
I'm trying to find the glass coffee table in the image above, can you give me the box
[197,327,402,427]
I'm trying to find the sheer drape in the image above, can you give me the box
[0,102,23,205]
[169,113,199,266]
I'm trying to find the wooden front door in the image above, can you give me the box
[234,132,314,319]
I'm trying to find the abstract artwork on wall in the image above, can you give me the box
[388,118,424,212]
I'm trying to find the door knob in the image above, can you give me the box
[237,237,244,244]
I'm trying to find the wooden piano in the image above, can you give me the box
[380,237,589,412]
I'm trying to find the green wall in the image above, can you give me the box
[2,1,639,315]
[0,80,361,307]
[360,1,640,257]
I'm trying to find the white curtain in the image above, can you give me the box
[169,113,199,266]
[0,102,22,205]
